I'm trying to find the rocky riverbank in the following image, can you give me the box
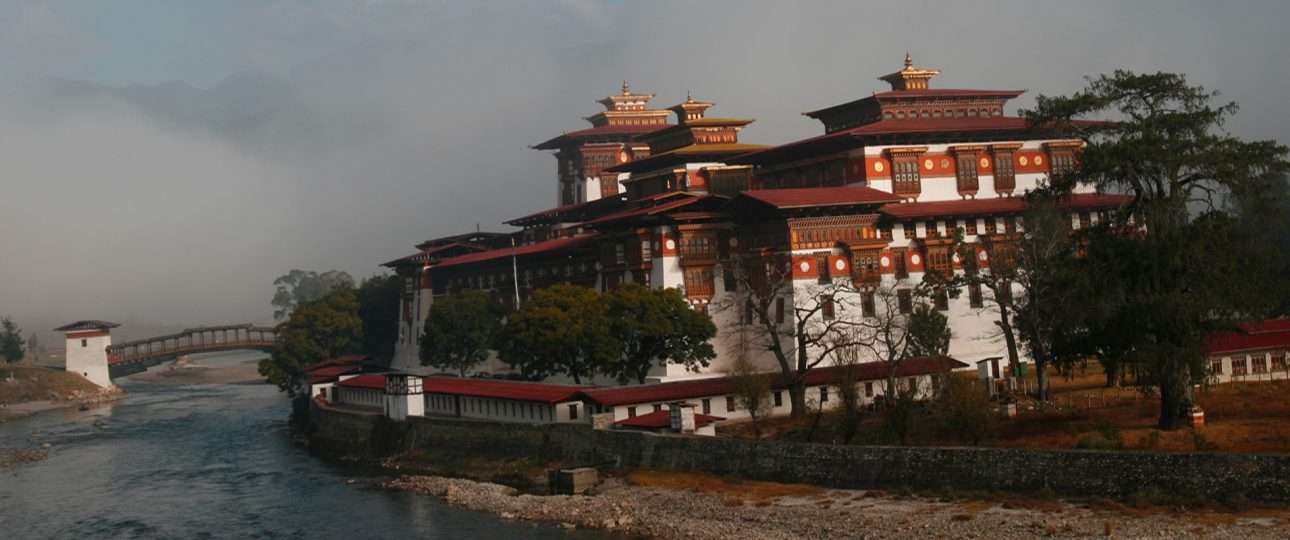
[384,473,1290,539]
[0,384,125,423]
[0,447,48,470]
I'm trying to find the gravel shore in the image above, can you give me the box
[384,474,1290,539]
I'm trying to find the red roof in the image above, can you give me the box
[337,374,385,390]
[732,117,1091,166]
[581,356,965,407]
[433,233,599,268]
[1207,320,1290,355]
[308,365,362,385]
[614,409,724,429]
[421,377,585,404]
[584,195,708,226]
[879,193,1134,219]
[740,186,901,210]
[533,124,669,150]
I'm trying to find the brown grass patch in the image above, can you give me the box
[0,367,102,404]
[625,470,824,504]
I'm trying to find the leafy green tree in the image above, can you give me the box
[271,269,355,320]
[498,284,619,384]
[906,303,951,358]
[357,274,401,363]
[0,318,24,364]
[259,286,363,397]
[1027,71,1289,428]
[602,283,717,384]
[420,290,503,376]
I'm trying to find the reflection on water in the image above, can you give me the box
[0,351,607,539]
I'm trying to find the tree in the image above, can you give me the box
[955,234,1024,378]
[906,303,951,358]
[498,284,619,384]
[852,283,941,406]
[1026,70,1289,428]
[420,290,502,376]
[271,269,355,320]
[831,343,869,444]
[259,286,363,397]
[25,332,44,366]
[729,353,773,439]
[1008,188,1090,401]
[719,252,867,418]
[357,274,401,363]
[0,318,25,364]
[930,376,996,446]
[602,283,717,384]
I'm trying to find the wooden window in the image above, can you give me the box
[983,218,997,236]
[864,382,874,398]
[702,399,711,415]
[773,391,783,407]
[933,288,949,311]
[1079,212,1092,229]
[653,403,663,413]
[852,249,881,284]
[897,289,913,314]
[726,395,736,412]
[902,222,916,240]
[722,268,736,292]
[892,156,921,195]
[894,249,908,279]
[880,227,893,241]
[775,297,785,324]
[969,283,984,308]
[965,219,977,236]
[627,406,637,418]
[993,150,1016,192]
[820,386,829,403]
[683,267,715,297]
[1210,358,1223,374]
[862,291,877,318]
[1050,150,1077,175]
[1273,352,1287,371]
[956,154,979,192]
[568,403,578,420]
[816,254,831,284]
[926,247,952,276]
[821,295,835,320]
[1004,216,1016,235]
[1232,357,1248,376]
[1252,354,1268,374]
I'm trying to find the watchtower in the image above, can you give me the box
[55,320,120,387]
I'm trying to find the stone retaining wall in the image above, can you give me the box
[310,403,1290,502]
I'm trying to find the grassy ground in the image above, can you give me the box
[726,366,1290,453]
[0,366,102,405]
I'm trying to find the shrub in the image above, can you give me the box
[929,376,996,445]
[1075,432,1123,450]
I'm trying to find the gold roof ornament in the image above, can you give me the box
[880,52,940,91]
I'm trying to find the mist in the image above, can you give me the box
[1,0,1287,332]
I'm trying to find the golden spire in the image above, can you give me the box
[686,90,694,103]
[622,80,631,95]
[904,51,913,69]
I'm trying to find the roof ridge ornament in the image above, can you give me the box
[879,52,940,91]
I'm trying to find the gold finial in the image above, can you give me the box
[686,90,693,103]
[622,80,630,95]
[904,51,913,69]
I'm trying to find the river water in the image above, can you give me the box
[0,351,610,539]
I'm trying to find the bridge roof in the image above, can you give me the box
[55,320,120,332]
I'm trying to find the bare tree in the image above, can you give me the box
[852,282,940,404]
[716,252,866,418]
[831,341,868,444]
[955,234,1023,378]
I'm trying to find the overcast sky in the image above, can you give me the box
[1,0,1287,330]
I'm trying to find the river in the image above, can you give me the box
[0,351,611,539]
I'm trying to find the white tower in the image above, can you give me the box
[383,373,424,421]
[55,320,119,388]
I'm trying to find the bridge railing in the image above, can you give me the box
[106,323,278,365]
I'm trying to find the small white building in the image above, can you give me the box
[421,377,588,424]
[580,356,965,423]
[55,320,120,388]
[1206,320,1290,384]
